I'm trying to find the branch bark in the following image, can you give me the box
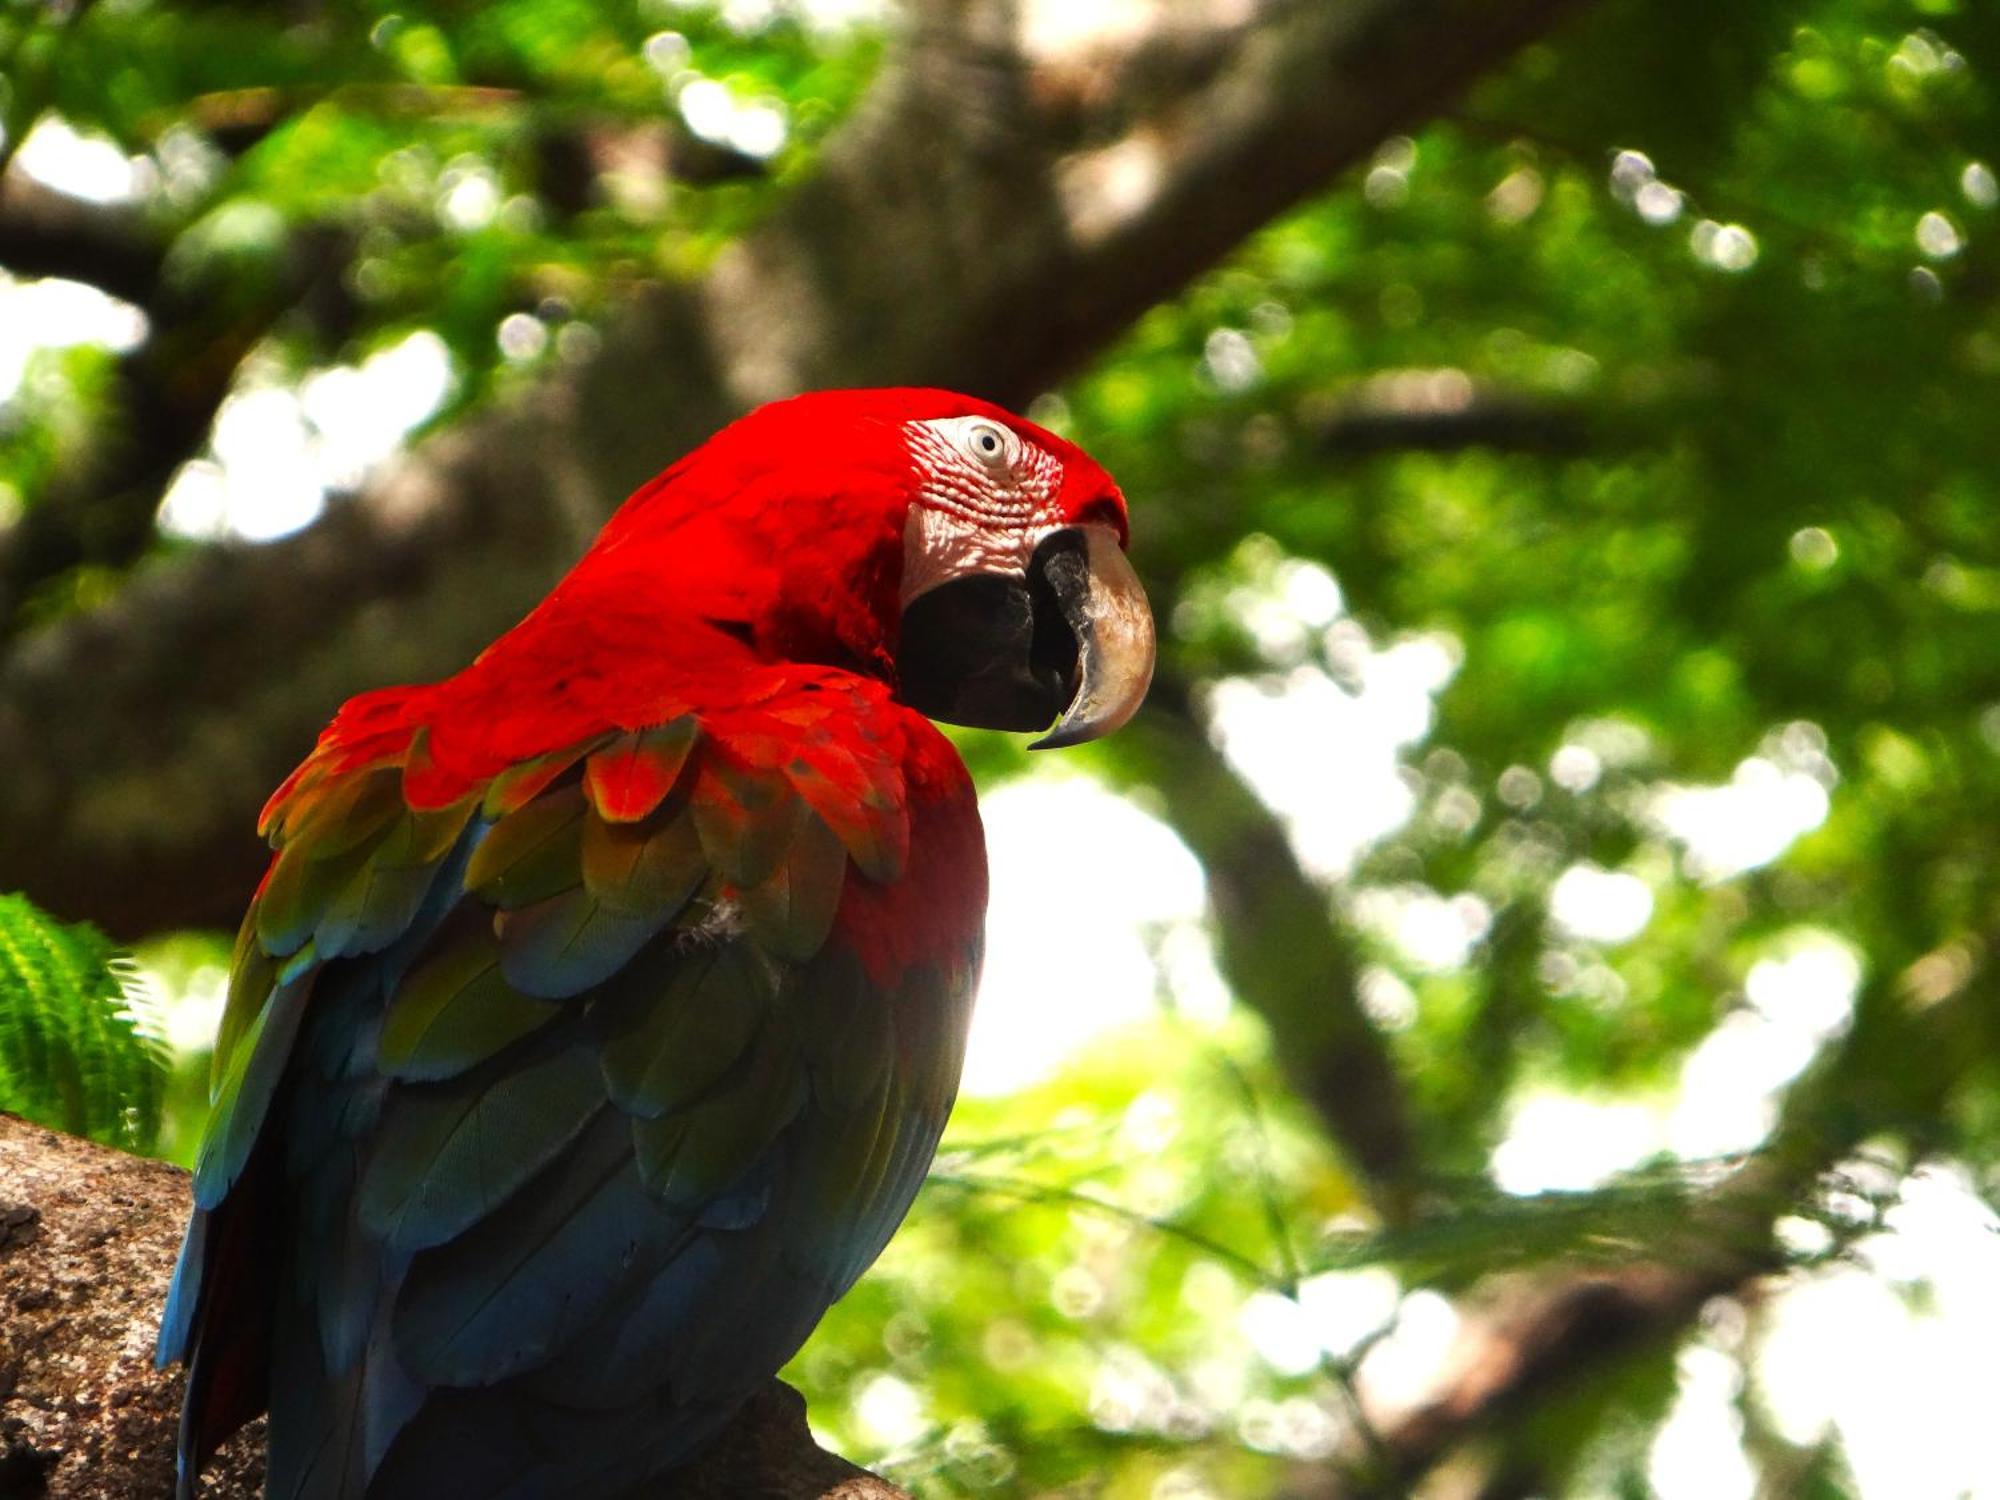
[1313,947,1998,1497]
[0,1113,907,1500]
[0,0,1591,938]
[1346,1191,1778,1497]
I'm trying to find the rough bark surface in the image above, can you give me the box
[0,1114,908,1500]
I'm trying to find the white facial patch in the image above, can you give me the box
[901,416,1066,602]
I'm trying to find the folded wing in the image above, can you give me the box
[161,674,982,1500]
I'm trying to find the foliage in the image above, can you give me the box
[0,892,166,1151]
[0,0,878,567]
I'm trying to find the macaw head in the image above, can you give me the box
[580,388,1155,749]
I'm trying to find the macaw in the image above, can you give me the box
[156,388,1153,1498]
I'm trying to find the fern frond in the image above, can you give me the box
[0,893,168,1151]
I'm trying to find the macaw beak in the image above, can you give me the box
[896,523,1156,747]
[1024,526,1156,749]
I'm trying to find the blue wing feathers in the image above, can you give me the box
[393,1112,684,1386]
[357,1048,605,1254]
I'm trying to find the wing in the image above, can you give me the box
[160,670,984,1499]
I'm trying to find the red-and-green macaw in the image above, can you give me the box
[157,389,1154,1498]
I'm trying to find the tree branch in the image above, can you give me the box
[0,181,360,630]
[0,177,163,306]
[0,1113,908,1499]
[1110,677,1420,1212]
[1315,941,1998,1496]
[1348,1193,1776,1496]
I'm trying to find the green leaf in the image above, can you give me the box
[0,893,167,1151]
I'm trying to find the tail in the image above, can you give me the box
[158,1150,280,1496]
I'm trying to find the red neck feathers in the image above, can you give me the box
[532,388,1042,681]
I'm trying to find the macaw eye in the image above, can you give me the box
[962,420,1015,471]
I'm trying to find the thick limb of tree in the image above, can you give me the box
[0,1112,908,1500]
[0,0,1591,938]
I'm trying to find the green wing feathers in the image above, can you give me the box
[199,696,948,1248]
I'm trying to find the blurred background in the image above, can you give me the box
[3,0,1999,1495]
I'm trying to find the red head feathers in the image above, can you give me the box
[469,387,1150,751]
[274,388,1153,818]
[552,389,1131,678]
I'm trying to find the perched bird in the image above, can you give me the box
[157,389,1154,1498]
